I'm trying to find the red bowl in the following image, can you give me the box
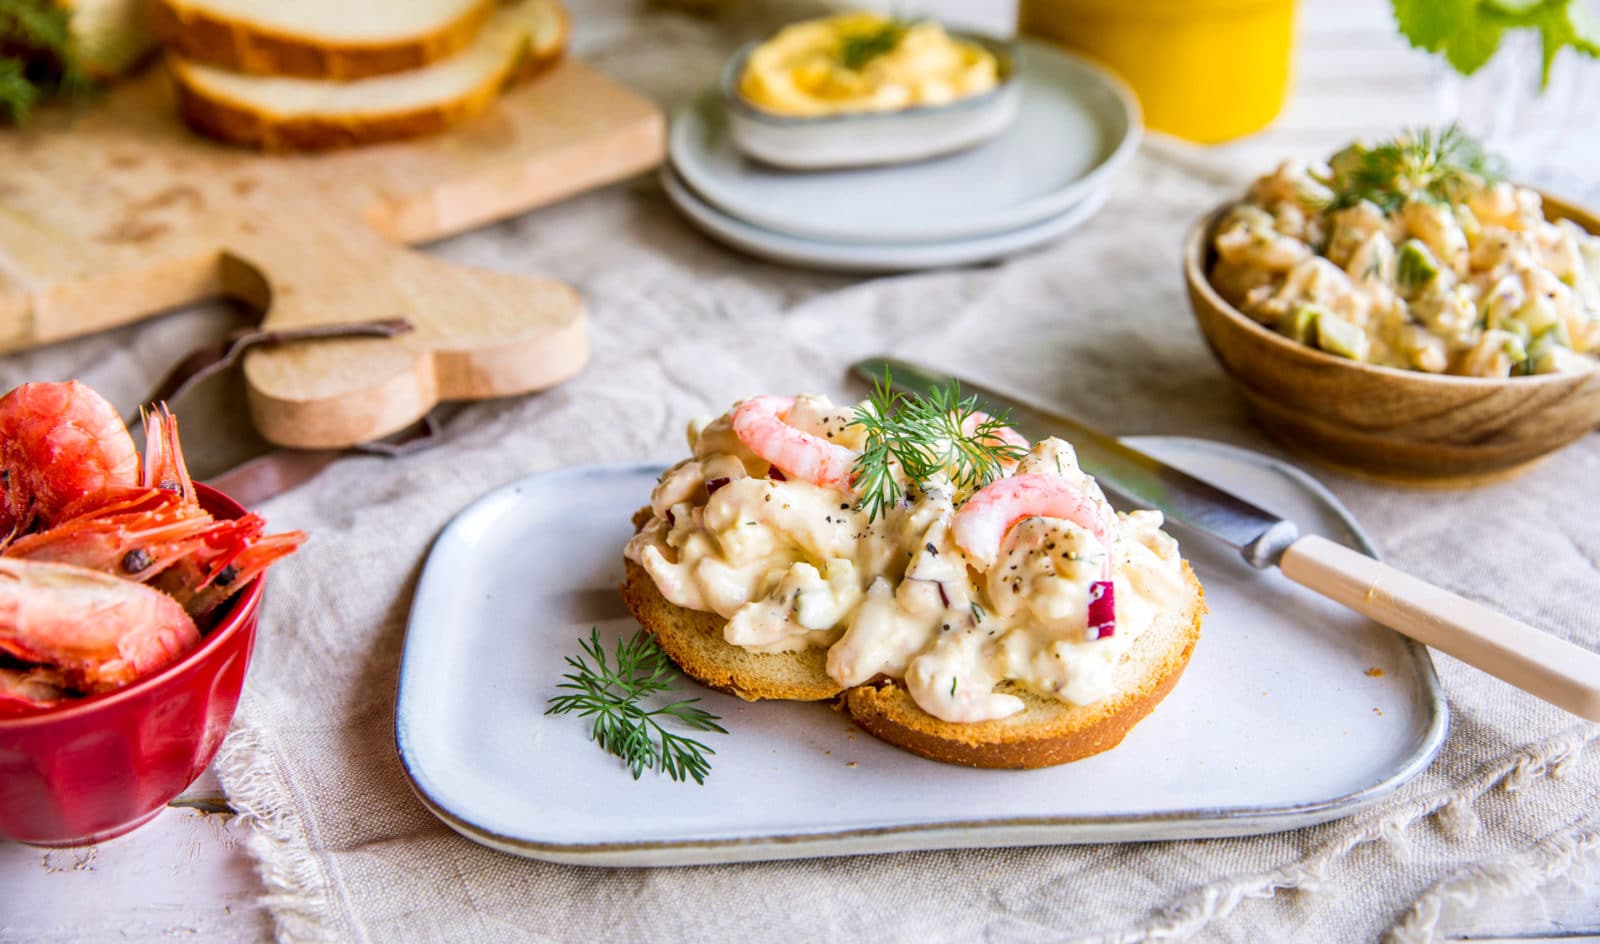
[0,483,265,847]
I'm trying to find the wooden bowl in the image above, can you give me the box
[1184,193,1600,483]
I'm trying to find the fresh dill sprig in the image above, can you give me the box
[1323,124,1502,213]
[545,627,726,784]
[0,0,95,124]
[838,18,913,70]
[849,369,1028,522]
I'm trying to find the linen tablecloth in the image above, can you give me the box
[6,1,1598,940]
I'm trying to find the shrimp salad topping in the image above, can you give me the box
[1210,128,1600,377]
[624,393,1189,725]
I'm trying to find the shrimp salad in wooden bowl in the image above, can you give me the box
[0,380,303,713]
[1186,127,1600,482]
[1209,127,1600,378]
[620,384,1204,769]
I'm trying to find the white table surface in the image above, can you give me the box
[4,0,1598,940]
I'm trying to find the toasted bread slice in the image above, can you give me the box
[169,0,568,151]
[624,524,1205,767]
[844,562,1204,768]
[622,559,842,702]
[152,0,493,80]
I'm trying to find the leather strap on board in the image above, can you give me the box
[140,318,414,415]
[204,414,442,508]
[139,317,428,508]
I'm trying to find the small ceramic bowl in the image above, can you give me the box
[0,484,266,846]
[1184,194,1600,483]
[721,32,1021,170]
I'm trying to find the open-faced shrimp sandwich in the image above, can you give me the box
[622,385,1205,769]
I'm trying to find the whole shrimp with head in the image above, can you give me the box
[0,382,304,712]
[0,381,138,538]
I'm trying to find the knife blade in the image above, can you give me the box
[851,355,1600,721]
[852,357,1301,569]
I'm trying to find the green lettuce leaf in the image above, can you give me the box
[1394,0,1600,87]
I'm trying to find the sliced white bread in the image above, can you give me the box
[152,0,494,79]
[621,511,1206,769]
[63,0,159,79]
[169,0,568,151]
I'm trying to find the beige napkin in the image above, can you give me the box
[190,137,1596,942]
[5,7,1598,942]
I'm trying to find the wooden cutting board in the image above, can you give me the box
[0,59,664,448]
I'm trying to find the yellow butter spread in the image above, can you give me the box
[738,13,1000,118]
[623,395,1189,724]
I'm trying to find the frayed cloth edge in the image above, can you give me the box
[214,718,346,944]
[1074,723,1600,944]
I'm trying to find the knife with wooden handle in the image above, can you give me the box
[855,356,1600,722]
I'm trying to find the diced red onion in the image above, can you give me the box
[1086,580,1116,640]
[767,466,787,481]
[705,477,730,495]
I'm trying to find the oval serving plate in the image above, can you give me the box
[394,438,1446,867]
[662,164,1108,273]
[669,39,1140,246]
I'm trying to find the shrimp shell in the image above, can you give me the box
[0,381,140,537]
[0,558,200,695]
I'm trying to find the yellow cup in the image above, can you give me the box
[1019,0,1297,144]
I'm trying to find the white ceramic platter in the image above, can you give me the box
[662,166,1108,273]
[669,40,1140,246]
[396,438,1447,867]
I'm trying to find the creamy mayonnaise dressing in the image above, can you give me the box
[624,395,1188,724]
[738,13,999,117]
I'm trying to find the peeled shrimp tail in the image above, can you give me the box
[951,474,1112,570]
[731,395,859,491]
[959,411,1029,452]
[0,558,200,695]
[952,472,1120,640]
[140,404,196,503]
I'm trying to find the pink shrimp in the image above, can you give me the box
[153,518,305,622]
[959,410,1029,467]
[0,381,140,538]
[953,473,1119,639]
[4,488,220,582]
[6,402,304,623]
[730,395,858,491]
[0,558,200,695]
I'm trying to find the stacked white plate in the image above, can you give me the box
[665,39,1142,273]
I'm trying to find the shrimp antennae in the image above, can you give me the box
[140,404,196,504]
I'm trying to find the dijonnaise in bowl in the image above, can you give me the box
[722,13,1020,170]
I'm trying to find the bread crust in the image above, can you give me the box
[622,559,842,702]
[843,563,1204,769]
[151,0,494,80]
[624,504,1207,768]
[167,3,569,152]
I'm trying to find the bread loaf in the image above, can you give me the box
[169,0,568,150]
[153,0,493,79]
